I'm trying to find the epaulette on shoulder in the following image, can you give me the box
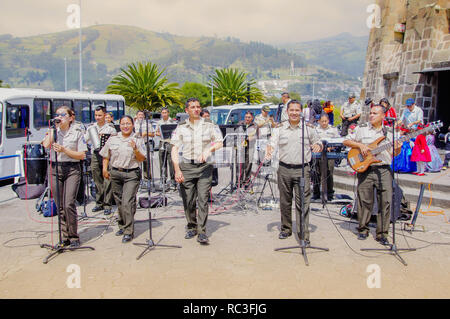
[203,118,212,123]
[178,120,188,126]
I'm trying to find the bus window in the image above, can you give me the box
[33,99,51,129]
[53,99,73,109]
[226,109,261,124]
[92,100,105,120]
[74,100,91,124]
[118,101,125,118]
[106,100,119,121]
[6,104,30,138]
[0,102,3,144]
[210,109,230,125]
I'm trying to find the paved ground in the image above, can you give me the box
[0,164,449,299]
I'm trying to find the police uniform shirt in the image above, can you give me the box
[268,121,321,164]
[347,123,393,166]
[99,133,147,169]
[170,118,223,162]
[254,114,272,138]
[341,101,362,118]
[315,125,340,141]
[50,123,88,162]
[85,122,118,153]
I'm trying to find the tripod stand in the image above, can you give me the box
[78,157,108,221]
[256,171,277,210]
[361,119,415,266]
[274,114,329,266]
[40,120,94,264]
[133,111,181,260]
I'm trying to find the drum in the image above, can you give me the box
[22,142,47,185]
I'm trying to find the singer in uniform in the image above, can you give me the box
[85,106,117,215]
[312,113,340,201]
[42,106,88,248]
[171,98,223,244]
[100,115,146,243]
[265,100,323,242]
[343,105,401,245]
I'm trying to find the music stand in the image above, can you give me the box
[40,120,94,264]
[274,114,329,266]
[133,112,181,260]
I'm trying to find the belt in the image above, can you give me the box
[51,161,80,167]
[279,161,309,169]
[112,167,139,173]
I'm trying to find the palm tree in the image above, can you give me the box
[211,68,264,105]
[106,62,182,111]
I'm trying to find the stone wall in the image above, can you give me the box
[362,0,450,123]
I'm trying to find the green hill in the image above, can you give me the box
[0,25,308,92]
[281,32,369,78]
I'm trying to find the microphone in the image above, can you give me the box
[385,117,396,122]
[50,118,61,124]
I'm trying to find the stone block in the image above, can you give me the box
[423,85,432,97]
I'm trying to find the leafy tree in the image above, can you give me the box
[181,82,211,107]
[0,80,10,88]
[106,61,183,112]
[211,68,264,105]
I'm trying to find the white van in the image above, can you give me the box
[209,103,278,125]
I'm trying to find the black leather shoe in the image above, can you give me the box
[358,233,368,240]
[185,230,197,239]
[92,206,103,212]
[104,209,112,215]
[197,233,209,244]
[70,240,81,248]
[376,237,390,246]
[115,229,124,236]
[122,234,133,243]
[279,231,292,239]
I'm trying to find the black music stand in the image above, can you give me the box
[133,112,181,261]
[40,120,94,264]
[361,118,415,266]
[274,114,329,266]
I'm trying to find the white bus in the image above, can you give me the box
[0,88,125,183]
[209,103,278,125]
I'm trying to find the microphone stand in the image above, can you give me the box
[133,111,181,260]
[40,120,94,264]
[275,114,329,266]
[361,118,415,266]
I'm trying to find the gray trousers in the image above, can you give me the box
[50,162,81,242]
[91,152,113,209]
[159,142,175,183]
[356,166,393,239]
[277,164,311,240]
[110,168,141,236]
[179,162,212,234]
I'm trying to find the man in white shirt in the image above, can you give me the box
[398,98,423,130]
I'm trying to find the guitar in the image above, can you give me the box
[347,121,442,173]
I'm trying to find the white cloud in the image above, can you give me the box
[0,0,372,43]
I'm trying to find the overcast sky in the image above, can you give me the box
[1,0,373,44]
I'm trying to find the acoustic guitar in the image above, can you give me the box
[347,121,442,173]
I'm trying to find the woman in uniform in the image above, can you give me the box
[42,106,88,247]
[99,115,146,243]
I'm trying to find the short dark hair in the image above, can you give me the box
[120,115,134,125]
[245,111,254,117]
[95,106,107,113]
[320,113,329,120]
[136,110,145,115]
[379,98,390,106]
[287,99,302,110]
[185,98,200,108]
[281,92,290,97]
[200,110,210,117]
[161,107,169,112]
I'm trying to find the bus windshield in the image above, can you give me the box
[210,109,230,125]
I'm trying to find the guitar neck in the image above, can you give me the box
[371,126,433,155]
